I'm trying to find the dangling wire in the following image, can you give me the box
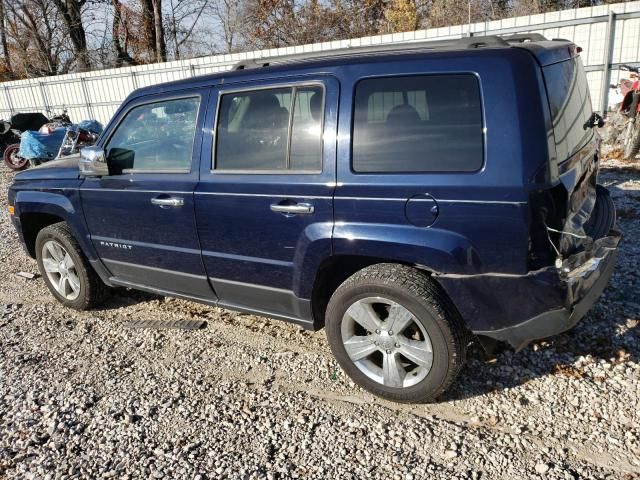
[546,226,588,240]
[545,227,562,258]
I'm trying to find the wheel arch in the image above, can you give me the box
[310,255,435,328]
[20,212,66,257]
[306,227,482,328]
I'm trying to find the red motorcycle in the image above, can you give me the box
[616,65,640,159]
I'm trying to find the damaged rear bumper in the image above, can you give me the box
[436,232,621,350]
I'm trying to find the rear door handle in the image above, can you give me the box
[270,202,314,215]
[151,196,184,208]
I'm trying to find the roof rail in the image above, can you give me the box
[232,35,514,71]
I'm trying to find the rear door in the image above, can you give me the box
[195,77,338,323]
[80,90,214,299]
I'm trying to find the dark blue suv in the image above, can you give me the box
[7,35,620,402]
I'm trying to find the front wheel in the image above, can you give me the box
[623,114,640,160]
[325,264,467,403]
[35,222,110,310]
[3,143,28,170]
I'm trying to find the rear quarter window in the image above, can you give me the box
[352,74,484,173]
[543,57,593,162]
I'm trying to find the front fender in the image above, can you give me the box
[14,188,99,262]
[16,190,76,218]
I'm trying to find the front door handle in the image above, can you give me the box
[151,196,184,208]
[270,202,314,215]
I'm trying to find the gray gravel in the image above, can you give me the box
[1,153,639,479]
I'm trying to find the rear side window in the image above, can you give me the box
[215,85,323,171]
[352,74,483,173]
[543,58,593,162]
[106,97,199,175]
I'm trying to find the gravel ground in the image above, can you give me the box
[1,152,639,480]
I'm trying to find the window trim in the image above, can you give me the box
[211,82,326,175]
[350,73,485,175]
[103,94,202,175]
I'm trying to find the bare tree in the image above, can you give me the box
[139,0,157,61]
[152,0,166,62]
[0,0,14,79]
[5,0,70,77]
[167,0,209,59]
[333,0,386,37]
[51,0,90,71]
[137,0,167,62]
[112,0,137,66]
[210,0,245,53]
[244,0,344,49]
[382,0,418,33]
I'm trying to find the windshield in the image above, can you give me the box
[543,56,593,162]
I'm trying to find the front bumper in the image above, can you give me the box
[436,231,621,350]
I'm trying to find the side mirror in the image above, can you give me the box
[79,146,108,176]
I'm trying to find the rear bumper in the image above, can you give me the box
[436,231,621,350]
[476,232,619,349]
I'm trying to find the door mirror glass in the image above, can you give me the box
[79,146,108,176]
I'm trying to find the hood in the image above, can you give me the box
[14,155,81,181]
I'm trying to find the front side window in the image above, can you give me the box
[352,75,483,173]
[215,85,323,171]
[106,97,199,174]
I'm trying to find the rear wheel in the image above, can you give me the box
[623,114,640,159]
[3,143,28,170]
[325,264,467,403]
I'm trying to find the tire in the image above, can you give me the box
[585,185,616,240]
[623,114,640,160]
[35,222,110,310]
[3,143,28,170]
[325,263,467,403]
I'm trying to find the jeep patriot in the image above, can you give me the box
[8,34,620,402]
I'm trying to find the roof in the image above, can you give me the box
[129,34,577,99]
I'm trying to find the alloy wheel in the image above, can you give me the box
[41,240,81,300]
[340,296,433,388]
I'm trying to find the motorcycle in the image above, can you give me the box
[3,117,102,171]
[2,110,73,170]
[612,65,640,159]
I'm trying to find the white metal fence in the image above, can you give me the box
[2,1,640,125]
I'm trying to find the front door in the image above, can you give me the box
[80,90,214,299]
[195,77,338,323]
